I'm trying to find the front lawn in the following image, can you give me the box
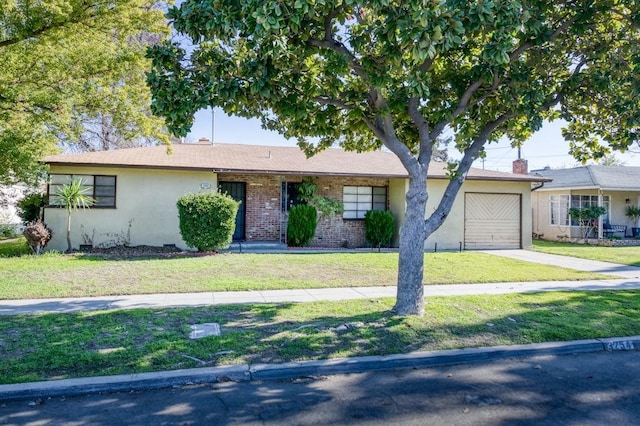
[0,247,611,299]
[0,238,30,257]
[532,240,640,267]
[1,290,638,384]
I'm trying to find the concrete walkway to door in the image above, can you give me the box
[482,249,640,279]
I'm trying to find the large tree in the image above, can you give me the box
[0,1,171,184]
[147,0,640,315]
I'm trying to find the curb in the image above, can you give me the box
[1,336,638,402]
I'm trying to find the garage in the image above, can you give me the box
[464,193,522,249]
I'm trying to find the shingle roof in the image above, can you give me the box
[531,165,640,190]
[44,143,545,182]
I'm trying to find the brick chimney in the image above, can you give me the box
[512,158,528,174]
[196,137,212,145]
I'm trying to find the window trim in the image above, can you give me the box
[342,185,388,220]
[47,174,117,209]
[549,194,610,226]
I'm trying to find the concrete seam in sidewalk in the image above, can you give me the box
[1,336,638,402]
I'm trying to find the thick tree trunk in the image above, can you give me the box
[393,170,428,316]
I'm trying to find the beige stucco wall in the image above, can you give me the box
[424,179,533,250]
[532,188,640,240]
[388,178,533,250]
[388,178,408,246]
[44,166,217,251]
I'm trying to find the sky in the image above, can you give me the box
[186,107,640,173]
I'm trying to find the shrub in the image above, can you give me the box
[0,223,17,238]
[287,204,317,247]
[0,211,17,238]
[23,221,52,254]
[17,193,47,224]
[177,192,239,251]
[297,177,343,217]
[364,210,395,250]
[568,206,606,241]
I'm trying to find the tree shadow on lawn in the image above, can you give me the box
[2,290,639,386]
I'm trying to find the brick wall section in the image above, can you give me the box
[217,173,390,247]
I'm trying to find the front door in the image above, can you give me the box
[219,182,246,240]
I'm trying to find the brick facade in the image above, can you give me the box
[217,173,390,247]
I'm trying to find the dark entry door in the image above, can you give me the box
[219,182,246,240]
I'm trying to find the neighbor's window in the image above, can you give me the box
[343,186,387,219]
[570,194,610,225]
[48,174,117,208]
[549,195,570,226]
[549,194,610,226]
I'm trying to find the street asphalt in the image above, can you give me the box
[1,249,639,401]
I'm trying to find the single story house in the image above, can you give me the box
[42,141,546,251]
[531,165,640,240]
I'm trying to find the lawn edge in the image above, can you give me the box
[2,336,638,402]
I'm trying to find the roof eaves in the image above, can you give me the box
[463,175,553,183]
[212,168,409,178]
[535,185,600,191]
[47,162,216,173]
[599,186,640,191]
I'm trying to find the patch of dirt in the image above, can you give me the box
[78,245,217,260]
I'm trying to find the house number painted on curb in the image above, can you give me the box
[604,341,635,351]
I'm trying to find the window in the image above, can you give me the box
[549,194,610,225]
[570,195,610,224]
[281,182,305,212]
[48,174,117,208]
[549,195,570,226]
[343,186,387,219]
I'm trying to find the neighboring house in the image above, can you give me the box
[42,141,545,251]
[531,165,640,240]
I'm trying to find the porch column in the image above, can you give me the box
[598,190,603,239]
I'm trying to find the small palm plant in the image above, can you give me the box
[53,179,95,252]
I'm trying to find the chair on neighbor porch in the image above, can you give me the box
[602,222,627,239]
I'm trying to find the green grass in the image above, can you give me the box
[1,290,638,384]
[0,248,611,299]
[532,240,640,267]
[0,237,30,257]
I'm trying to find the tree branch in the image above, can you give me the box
[408,97,433,165]
[428,14,578,142]
[425,110,515,234]
[314,96,353,110]
[308,38,369,82]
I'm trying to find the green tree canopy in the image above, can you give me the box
[0,0,172,184]
[148,0,640,315]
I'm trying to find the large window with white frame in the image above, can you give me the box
[343,186,387,219]
[549,195,571,226]
[549,194,610,226]
[48,174,117,208]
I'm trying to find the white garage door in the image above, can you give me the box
[464,193,521,249]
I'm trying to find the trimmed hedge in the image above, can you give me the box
[364,210,395,249]
[287,204,317,247]
[177,192,239,251]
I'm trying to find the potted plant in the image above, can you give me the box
[625,205,640,237]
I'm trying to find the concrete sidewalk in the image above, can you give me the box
[483,249,640,279]
[2,249,640,315]
[2,278,640,315]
